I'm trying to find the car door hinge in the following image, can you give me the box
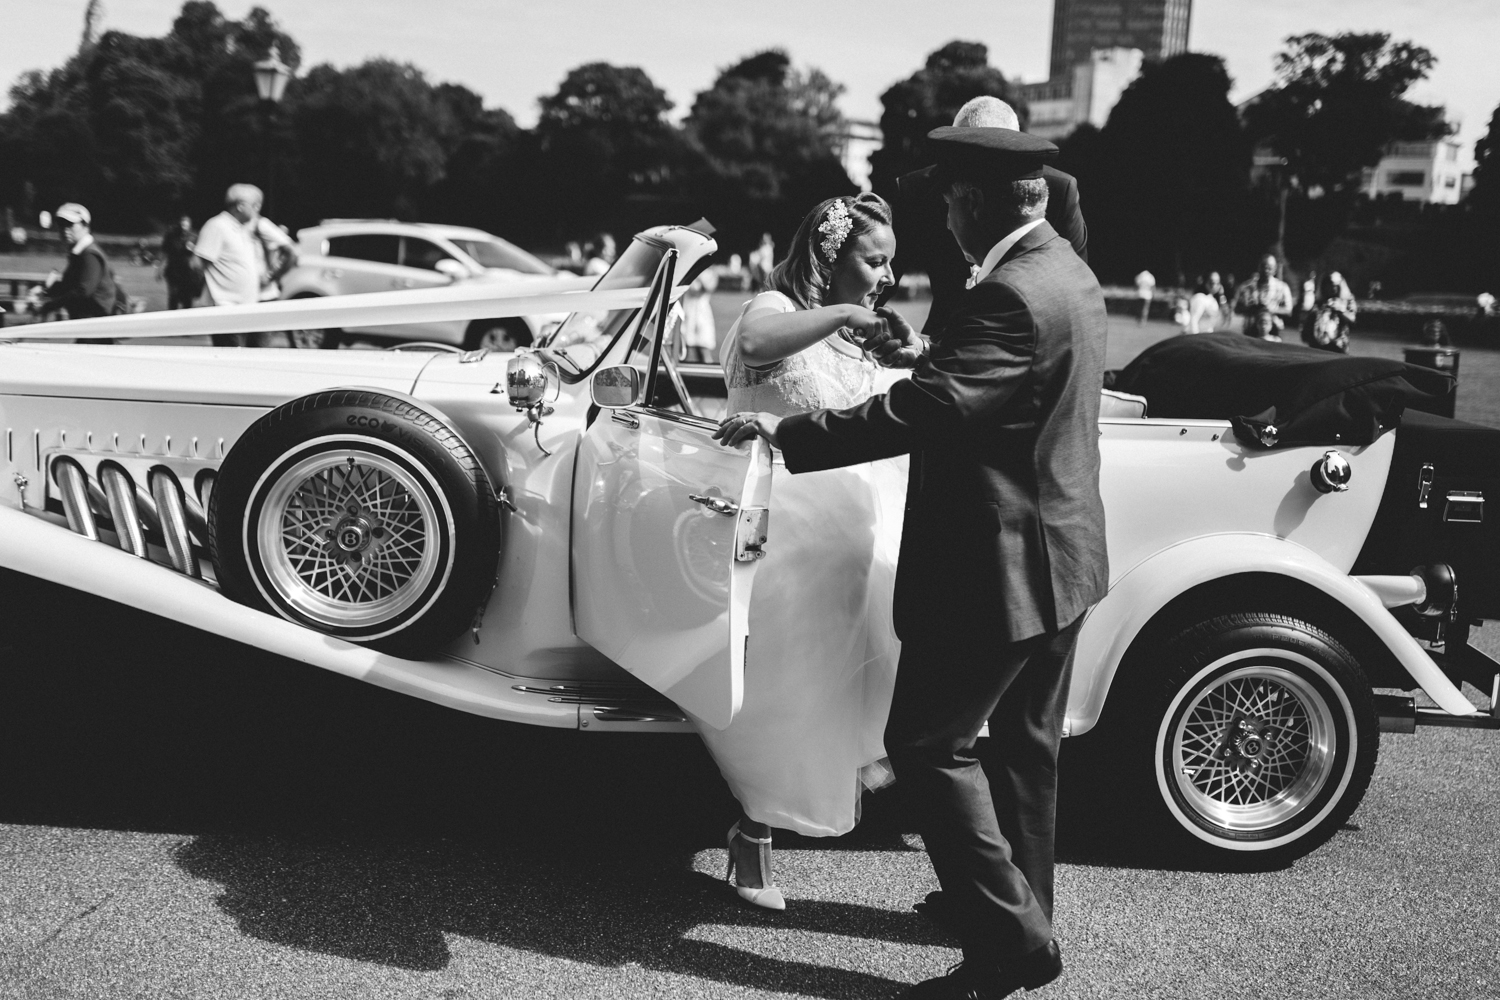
[735,507,769,562]
[1418,462,1435,508]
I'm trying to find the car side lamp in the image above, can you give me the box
[505,351,560,456]
[1310,450,1352,493]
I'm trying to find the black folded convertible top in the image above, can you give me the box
[1108,333,1456,448]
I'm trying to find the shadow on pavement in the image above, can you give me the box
[0,573,1275,993]
[0,578,931,996]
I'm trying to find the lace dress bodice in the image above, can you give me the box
[723,292,877,416]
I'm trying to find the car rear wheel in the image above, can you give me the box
[1101,613,1379,866]
[463,319,532,352]
[209,390,501,656]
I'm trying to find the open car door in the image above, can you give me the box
[571,250,772,729]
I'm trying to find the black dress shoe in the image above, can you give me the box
[903,940,1063,999]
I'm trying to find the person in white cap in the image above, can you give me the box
[37,202,120,320]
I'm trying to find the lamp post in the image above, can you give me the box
[252,48,292,214]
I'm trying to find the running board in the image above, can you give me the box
[1375,693,1500,733]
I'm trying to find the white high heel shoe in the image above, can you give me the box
[726,821,786,910]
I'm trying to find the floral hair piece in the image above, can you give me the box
[818,199,853,262]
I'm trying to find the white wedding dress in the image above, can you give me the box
[700,291,907,837]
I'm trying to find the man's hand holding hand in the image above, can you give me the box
[866,307,927,368]
[714,411,783,449]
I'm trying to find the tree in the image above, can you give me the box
[868,41,1023,196]
[1470,102,1500,219]
[683,49,853,250]
[0,2,302,230]
[534,62,688,240]
[281,61,459,222]
[1464,102,1500,291]
[1245,32,1449,198]
[1085,53,1253,284]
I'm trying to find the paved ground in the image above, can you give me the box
[1,588,1497,1000]
[2,259,1499,998]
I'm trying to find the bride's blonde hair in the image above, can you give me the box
[768,192,893,310]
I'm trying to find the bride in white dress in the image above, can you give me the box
[700,193,911,909]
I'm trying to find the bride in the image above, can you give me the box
[699,192,913,909]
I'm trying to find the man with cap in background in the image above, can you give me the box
[717,125,1109,998]
[37,203,120,321]
[891,97,1087,337]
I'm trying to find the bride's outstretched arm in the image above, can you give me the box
[737,303,885,366]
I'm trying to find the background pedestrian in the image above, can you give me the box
[159,214,203,309]
[35,202,120,321]
[1134,269,1156,324]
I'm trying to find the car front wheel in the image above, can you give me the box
[209,390,501,656]
[1114,613,1379,865]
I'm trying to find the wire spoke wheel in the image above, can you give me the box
[1171,662,1334,832]
[256,448,444,630]
[211,390,500,655]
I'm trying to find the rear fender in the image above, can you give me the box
[1068,532,1477,735]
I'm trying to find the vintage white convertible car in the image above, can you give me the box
[1,223,1495,866]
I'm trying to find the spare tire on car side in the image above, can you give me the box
[209,389,501,657]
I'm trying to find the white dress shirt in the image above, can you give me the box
[972,218,1046,286]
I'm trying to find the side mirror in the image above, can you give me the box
[591,365,640,409]
[434,258,467,281]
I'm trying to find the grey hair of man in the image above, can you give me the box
[947,97,1045,227]
[948,174,1048,231]
[952,95,1021,130]
[224,183,264,209]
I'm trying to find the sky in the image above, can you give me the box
[4,0,1497,159]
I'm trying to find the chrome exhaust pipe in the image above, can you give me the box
[149,467,199,579]
[99,463,147,558]
[182,493,210,548]
[133,483,161,535]
[53,457,99,541]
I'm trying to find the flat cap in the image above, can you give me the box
[928,126,1058,184]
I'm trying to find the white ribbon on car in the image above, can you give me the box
[4,275,652,341]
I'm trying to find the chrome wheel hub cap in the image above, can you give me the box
[1171,663,1336,832]
[257,449,442,629]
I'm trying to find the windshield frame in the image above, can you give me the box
[535,233,675,384]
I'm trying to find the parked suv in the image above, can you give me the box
[278,220,565,349]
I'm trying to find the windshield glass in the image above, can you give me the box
[449,237,552,275]
[536,237,668,376]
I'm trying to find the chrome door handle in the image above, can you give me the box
[689,493,737,516]
[610,410,640,429]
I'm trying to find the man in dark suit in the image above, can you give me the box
[717,127,1109,999]
[891,97,1087,337]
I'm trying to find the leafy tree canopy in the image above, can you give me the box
[685,49,846,202]
[0,2,299,228]
[1245,32,1449,196]
[868,41,1022,194]
[1076,53,1252,282]
[682,49,852,251]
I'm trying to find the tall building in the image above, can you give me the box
[1048,0,1191,80]
[1024,47,1144,141]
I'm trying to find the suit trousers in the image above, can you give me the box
[884,614,1082,964]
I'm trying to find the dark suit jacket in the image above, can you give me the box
[893,164,1087,336]
[778,221,1109,644]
